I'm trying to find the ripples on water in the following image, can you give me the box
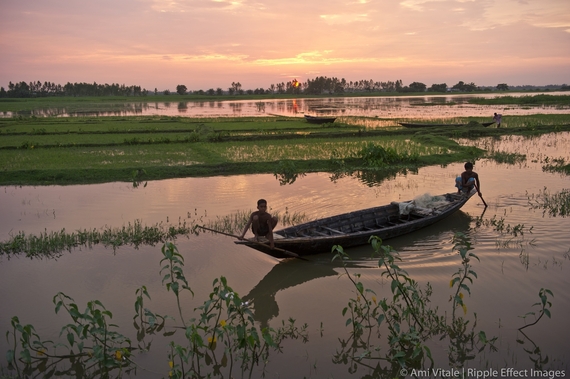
[0,134,569,377]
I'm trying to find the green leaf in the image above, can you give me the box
[543,309,551,318]
[67,332,75,346]
[6,349,14,364]
[390,279,399,294]
[20,348,31,363]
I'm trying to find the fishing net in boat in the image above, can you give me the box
[413,193,447,209]
[396,193,448,216]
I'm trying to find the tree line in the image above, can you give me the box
[0,81,146,98]
[174,78,505,96]
[2,77,567,98]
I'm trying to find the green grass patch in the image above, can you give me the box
[468,94,570,106]
[2,115,570,185]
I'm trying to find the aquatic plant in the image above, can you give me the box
[528,187,570,217]
[273,160,306,185]
[489,151,527,165]
[0,218,194,258]
[518,288,554,330]
[331,234,497,375]
[332,240,438,372]
[4,242,309,379]
[449,233,479,318]
[6,295,133,378]
[542,158,570,175]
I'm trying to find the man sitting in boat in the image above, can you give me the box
[240,199,278,249]
[455,162,482,197]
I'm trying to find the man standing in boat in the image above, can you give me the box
[240,199,278,249]
[455,162,482,197]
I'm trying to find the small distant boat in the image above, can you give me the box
[304,115,337,124]
[235,190,476,258]
[399,122,494,128]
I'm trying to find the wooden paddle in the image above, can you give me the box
[474,184,488,208]
[195,225,307,261]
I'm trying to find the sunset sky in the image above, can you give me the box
[1,0,569,92]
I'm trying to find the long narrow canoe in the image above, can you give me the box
[304,115,337,124]
[399,122,494,128]
[235,190,476,258]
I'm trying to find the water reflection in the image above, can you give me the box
[2,92,569,119]
[243,260,338,328]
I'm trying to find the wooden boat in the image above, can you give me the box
[399,122,494,128]
[235,190,476,258]
[304,115,337,124]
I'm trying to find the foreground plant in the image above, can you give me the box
[331,234,497,375]
[528,186,570,217]
[518,288,554,331]
[4,241,309,379]
[6,295,133,378]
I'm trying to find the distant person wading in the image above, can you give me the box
[493,112,502,128]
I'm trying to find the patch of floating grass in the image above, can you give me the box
[528,187,570,217]
[0,208,309,258]
[468,94,570,106]
[488,151,527,164]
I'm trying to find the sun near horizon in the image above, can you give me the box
[1,0,569,92]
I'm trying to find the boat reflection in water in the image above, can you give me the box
[243,208,475,327]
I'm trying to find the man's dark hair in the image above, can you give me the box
[464,162,474,170]
[257,199,267,206]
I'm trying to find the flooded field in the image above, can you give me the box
[1,133,569,378]
[2,92,569,119]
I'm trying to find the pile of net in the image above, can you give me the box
[396,193,448,216]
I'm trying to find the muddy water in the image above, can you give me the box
[2,92,569,119]
[0,133,569,377]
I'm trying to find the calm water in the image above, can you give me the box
[2,92,570,119]
[1,133,569,377]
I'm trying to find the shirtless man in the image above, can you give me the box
[240,199,278,249]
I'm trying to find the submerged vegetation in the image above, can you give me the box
[0,208,308,259]
[528,187,570,218]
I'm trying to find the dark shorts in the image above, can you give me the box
[255,226,270,236]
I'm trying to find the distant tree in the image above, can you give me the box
[428,83,447,92]
[230,82,242,95]
[408,82,427,92]
[496,83,509,91]
[207,88,215,96]
[216,88,223,95]
[163,89,171,95]
[0,87,6,98]
[451,81,478,92]
[154,88,158,95]
[176,85,187,95]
